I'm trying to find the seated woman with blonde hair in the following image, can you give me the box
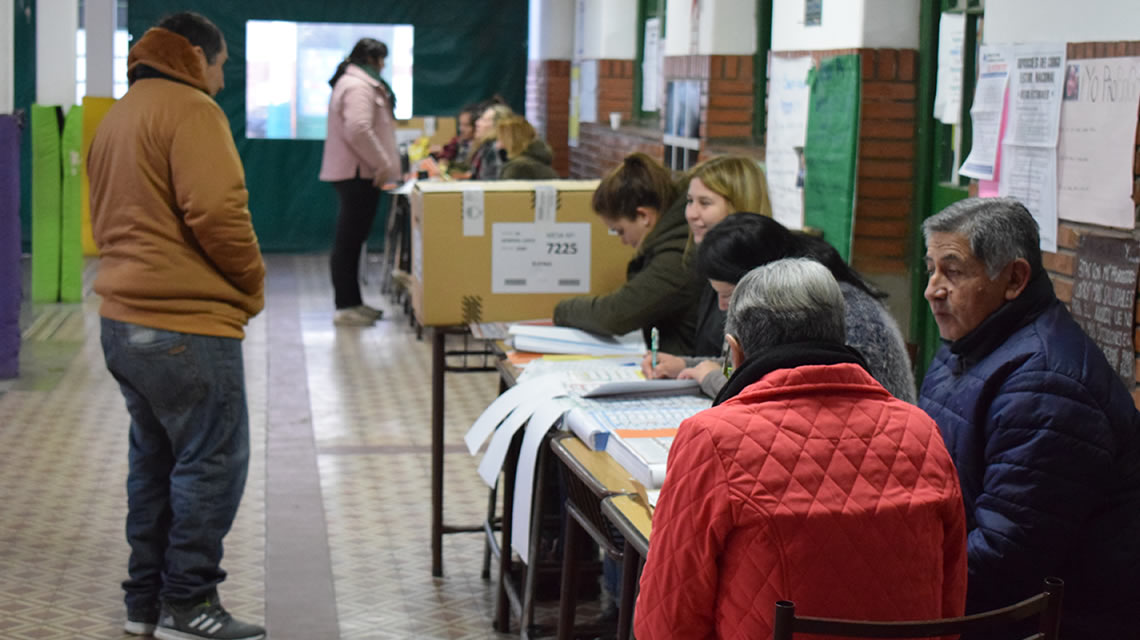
[467,102,513,180]
[496,116,559,179]
[641,155,773,373]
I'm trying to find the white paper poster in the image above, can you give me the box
[960,46,1011,180]
[492,223,591,294]
[1000,144,1058,251]
[461,190,485,237]
[641,17,662,112]
[1006,44,1067,147]
[764,55,814,230]
[998,43,1067,252]
[934,12,966,124]
[1057,56,1140,229]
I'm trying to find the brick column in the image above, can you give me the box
[570,59,649,178]
[526,59,572,176]
[852,48,918,276]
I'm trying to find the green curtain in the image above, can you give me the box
[14,1,528,253]
[127,1,528,252]
[803,54,861,263]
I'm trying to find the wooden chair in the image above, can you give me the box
[772,577,1064,640]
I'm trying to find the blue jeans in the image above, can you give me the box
[100,318,250,611]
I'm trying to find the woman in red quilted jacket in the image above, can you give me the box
[634,258,966,640]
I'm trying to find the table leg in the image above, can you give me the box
[431,327,445,577]
[556,506,581,640]
[617,540,639,640]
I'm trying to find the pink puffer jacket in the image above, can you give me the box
[318,64,399,184]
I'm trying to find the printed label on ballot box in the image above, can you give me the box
[491,223,591,294]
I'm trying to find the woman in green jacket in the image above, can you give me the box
[497,116,559,179]
[552,153,701,354]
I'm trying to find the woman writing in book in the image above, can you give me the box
[552,153,702,354]
[677,214,916,402]
[641,155,774,374]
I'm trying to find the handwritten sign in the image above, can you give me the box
[1071,234,1140,387]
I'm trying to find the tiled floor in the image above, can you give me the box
[0,255,524,639]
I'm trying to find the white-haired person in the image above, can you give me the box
[635,258,966,640]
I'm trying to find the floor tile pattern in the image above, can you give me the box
[0,255,523,639]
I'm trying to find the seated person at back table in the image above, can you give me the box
[676,214,915,402]
[552,153,701,354]
[635,258,966,640]
[919,197,1140,639]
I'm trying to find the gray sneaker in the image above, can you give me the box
[333,307,376,326]
[154,599,265,640]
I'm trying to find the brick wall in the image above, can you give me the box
[526,59,571,176]
[1041,41,1140,406]
[569,59,641,178]
[570,124,664,179]
[854,48,918,276]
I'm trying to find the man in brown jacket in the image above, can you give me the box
[88,12,266,640]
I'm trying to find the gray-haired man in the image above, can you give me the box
[919,197,1140,638]
[636,259,965,639]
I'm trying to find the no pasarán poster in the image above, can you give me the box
[1057,56,1140,229]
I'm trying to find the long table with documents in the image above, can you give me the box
[464,324,710,636]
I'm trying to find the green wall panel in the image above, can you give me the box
[125,1,528,252]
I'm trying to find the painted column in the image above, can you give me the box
[84,0,113,98]
[35,0,77,107]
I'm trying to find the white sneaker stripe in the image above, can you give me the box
[206,619,223,634]
[190,613,208,628]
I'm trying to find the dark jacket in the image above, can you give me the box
[500,139,559,180]
[469,139,503,180]
[691,285,726,358]
[918,272,1140,639]
[553,198,700,354]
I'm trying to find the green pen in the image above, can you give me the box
[650,326,659,370]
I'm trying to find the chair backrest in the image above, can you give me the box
[772,577,1063,640]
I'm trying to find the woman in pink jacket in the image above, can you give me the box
[319,38,400,326]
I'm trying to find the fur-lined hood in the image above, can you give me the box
[126,27,209,92]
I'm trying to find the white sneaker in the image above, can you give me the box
[357,304,383,320]
[334,307,376,326]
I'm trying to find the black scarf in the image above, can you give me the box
[947,270,1057,369]
[712,341,872,406]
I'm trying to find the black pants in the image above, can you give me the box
[330,178,381,309]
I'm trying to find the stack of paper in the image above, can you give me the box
[562,394,710,451]
[607,428,676,490]
[508,325,646,356]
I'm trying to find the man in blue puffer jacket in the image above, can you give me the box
[919,197,1140,639]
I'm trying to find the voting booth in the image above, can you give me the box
[410,180,634,326]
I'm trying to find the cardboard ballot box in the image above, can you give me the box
[410,180,634,326]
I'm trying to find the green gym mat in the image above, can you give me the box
[59,105,84,302]
[30,104,62,303]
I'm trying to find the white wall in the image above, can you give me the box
[0,0,12,113]
[772,0,864,51]
[36,0,77,107]
[665,0,757,56]
[529,0,574,60]
[772,0,918,52]
[985,0,1140,44]
[862,0,919,49]
[663,0,691,55]
[581,0,637,60]
[84,0,114,97]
